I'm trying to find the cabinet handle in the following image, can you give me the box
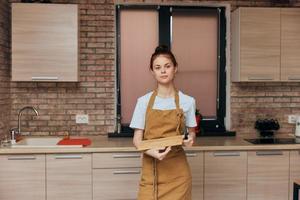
[288,76,300,80]
[256,151,283,156]
[248,76,274,81]
[213,151,240,157]
[186,153,197,157]
[8,155,36,160]
[113,170,140,175]
[54,154,83,159]
[32,76,59,81]
[113,154,140,158]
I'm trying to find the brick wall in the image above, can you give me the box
[0,0,11,140]
[3,0,300,137]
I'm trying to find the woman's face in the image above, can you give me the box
[151,55,177,85]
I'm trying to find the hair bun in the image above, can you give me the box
[155,45,170,53]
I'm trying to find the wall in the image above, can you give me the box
[0,0,11,139]
[4,0,300,137]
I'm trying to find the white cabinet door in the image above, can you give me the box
[0,154,46,200]
[46,153,92,200]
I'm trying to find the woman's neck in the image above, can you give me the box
[156,84,176,98]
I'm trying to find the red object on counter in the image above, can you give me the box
[57,138,91,147]
[195,115,201,135]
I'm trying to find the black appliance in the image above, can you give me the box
[254,118,280,137]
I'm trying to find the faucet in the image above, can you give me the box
[17,106,39,135]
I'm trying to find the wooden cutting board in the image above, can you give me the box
[137,135,183,151]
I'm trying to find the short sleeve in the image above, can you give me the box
[185,98,197,128]
[129,98,147,130]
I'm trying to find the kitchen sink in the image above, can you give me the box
[244,138,300,145]
[11,137,83,148]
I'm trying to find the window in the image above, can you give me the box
[115,5,228,135]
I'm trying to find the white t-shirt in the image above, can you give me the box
[130,91,197,130]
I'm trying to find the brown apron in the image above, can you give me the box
[138,90,192,200]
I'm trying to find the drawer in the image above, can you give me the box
[92,152,142,169]
[93,168,140,200]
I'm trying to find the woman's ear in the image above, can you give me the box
[174,66,178,73]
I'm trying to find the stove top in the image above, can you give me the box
[244,138,300,145]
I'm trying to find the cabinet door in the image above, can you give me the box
[93,168,140,200]
[281,8,300,81]
[248,150,289,200]
[186,151,204,200]
[12,3,78,82]
[232,8,280,81]
[289,150,300,200]
[0,154,45,200]
[204,151,247,200]
[46,154,92,200]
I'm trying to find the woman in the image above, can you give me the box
[130,45,197,200]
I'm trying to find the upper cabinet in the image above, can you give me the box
[232,7,300,82]
[281,8,300,81]
[12,3,79,82]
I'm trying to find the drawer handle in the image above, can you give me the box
[55,154,83,159]
[113,170,140,175]
[248,76,274,81]
[8,155,36,160]
[113,154,140,158]
[288,76,300,80]
[186,153,197,157]
[213,152,240,157]
[32,76,59,81]
[256,151,283,156]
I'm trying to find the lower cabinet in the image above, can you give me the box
[204,151,247,200]
[46,153,92,200]
[247,150,289,200]
[0,154,46,200]
[289,150,300,200]
[186,151,204,200]
[92,152,141,200]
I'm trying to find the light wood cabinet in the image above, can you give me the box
[247,150,289,200]
[92,152,141,200]
[281,8,300,81]
[0,154,46,200]
[12,3,79,82]
[232,7,280,82]
[186,151,204,200]
[289,150,300,200]
[46,154,92,200]
[204,151,247,200]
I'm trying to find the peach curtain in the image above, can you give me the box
[120,10,158,124]
[172,9,218,117]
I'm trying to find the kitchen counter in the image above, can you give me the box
[1,135,300,154]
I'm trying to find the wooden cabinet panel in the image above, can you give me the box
[12,3,79,82]
[92,152,141,169]
[0,154,45,200]
[247,150,289,200]
[46,154,92,200]
[232,7,281,82]
[281,8,300,81]
[186,151,204,200]
[289,150,300,200]
[204,151,247,200]
[93,168,140,200]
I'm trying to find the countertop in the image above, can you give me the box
[1,135,300,154]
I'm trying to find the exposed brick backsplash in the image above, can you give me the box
[0,0,11,140]
[0,0,299,137]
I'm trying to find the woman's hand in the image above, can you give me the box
[183,129,196,147]
[145,146,171,161]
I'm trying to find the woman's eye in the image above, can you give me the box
[154,66,161,70]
